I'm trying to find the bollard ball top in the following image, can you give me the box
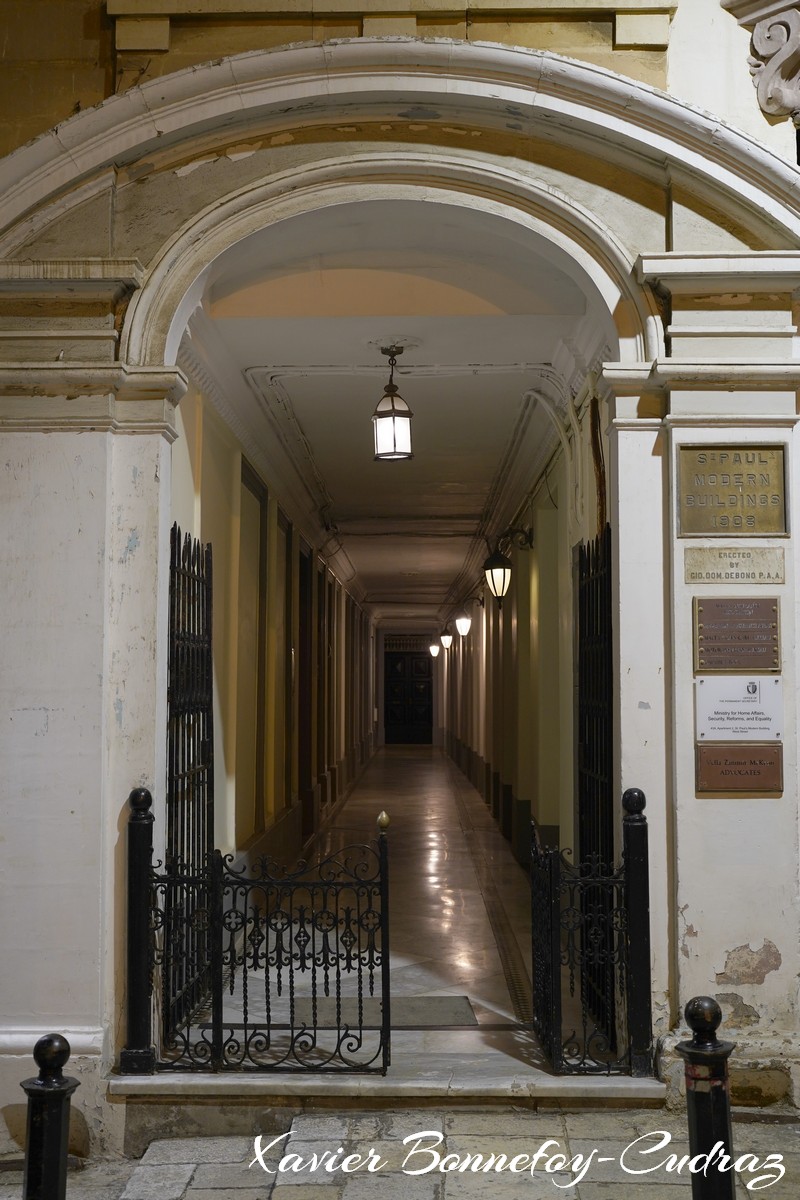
[128,787,153,813]
[622,788,646,815]
[685,996,722,1043]
[33,1033,71,1077]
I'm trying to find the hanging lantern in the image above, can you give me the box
[440,627,453,649]
[429,642,441,658]
[373,345,413,461]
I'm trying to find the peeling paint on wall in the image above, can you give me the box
[120,530,140,563]
[716,940,782,985]
[677,904,698,960]
[716,992,760,1027]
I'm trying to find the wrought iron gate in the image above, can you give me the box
[164,524,214,1043]
[575,524,616,1046]
[121,790,391,1074]
[530,790,652,1075]
[529,525,653,1076]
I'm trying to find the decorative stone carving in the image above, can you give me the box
[722,2,800,122]
[751,9,800,118]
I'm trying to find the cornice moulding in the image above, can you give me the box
[603,359,800,391]
[0,363,186,401]
[0,259,144,289]
[637,251,800,291]
[721,1,797,25]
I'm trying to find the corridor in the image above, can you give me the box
[314,746,537,1054]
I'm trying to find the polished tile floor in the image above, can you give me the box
[314,745,534,1034]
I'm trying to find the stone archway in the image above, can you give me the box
[3,38,800,1135]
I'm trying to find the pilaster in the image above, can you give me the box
[606,249,800,1102]
[0,257,185,1117]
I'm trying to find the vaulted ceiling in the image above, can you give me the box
[185,196,613,626]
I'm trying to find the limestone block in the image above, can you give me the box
[115,16,171,50]
[362,15,417,35]
[108,0,675,9]
[418,15,467,37]
[615,11,671,48]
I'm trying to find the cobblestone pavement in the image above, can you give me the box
[2,1108,799,1199]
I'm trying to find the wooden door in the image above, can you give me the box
[384,651,433,744]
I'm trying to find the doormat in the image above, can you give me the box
[291,995,477,1028]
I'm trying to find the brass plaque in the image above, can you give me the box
[696,743,783,793]
[678,446,786,536]
[693,597,780,673]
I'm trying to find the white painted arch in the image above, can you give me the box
[124,152,662,370]
[2,37,800,248]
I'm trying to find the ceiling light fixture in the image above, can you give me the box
[483,526,534,609]
[440,626,453,649]
[429,641,441,658]
[373,345,413,461]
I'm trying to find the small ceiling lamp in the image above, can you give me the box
[440,627,453,649]
[373,345,412,461]
[483,526,534,610]
[429,641,441,658]
[455,610,472,637]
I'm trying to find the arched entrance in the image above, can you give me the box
[3,37,800,1129]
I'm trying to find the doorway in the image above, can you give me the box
[384,651,433,744]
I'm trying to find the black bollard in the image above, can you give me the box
[675,996,736,1200]
[622,788,652,1076]
[119,786,156,1074]
[20,1034,80,1200]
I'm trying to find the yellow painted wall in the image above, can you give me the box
[0,3,675,158]
[235,480,262,845]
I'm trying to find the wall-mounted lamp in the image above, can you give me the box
[455,610,472,637]
[429,641,441,658]
[373,345,413,461]
[483,526,534,609]
[440,626,453,649]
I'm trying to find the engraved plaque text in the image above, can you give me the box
[693,597,780,673]
[678,446,786,536]
[696,743,783,793]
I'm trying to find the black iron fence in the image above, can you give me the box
[120,790,391,1075]
[165,524,214,1044]
[531,787,652,1075]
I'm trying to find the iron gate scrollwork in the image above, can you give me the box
[153,837,390,1073]
[530,789,653,1076]
[120,790,391,1075]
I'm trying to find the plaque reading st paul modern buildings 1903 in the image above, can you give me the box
[678,446,786,536]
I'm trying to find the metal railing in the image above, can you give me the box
[120,789,391,1074]
[531,787,652,1075]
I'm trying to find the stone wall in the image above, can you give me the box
[0,1,679,159]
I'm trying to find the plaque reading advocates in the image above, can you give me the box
[693,597,780,673]
[678,446,786,536]
[696,743,783,793]
[684,546,785,585]
[695,675,782,741]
